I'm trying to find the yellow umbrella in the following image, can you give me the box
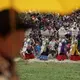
[13,0,80,14]
[57,0,80,14]
[13,0,63,13]
[0,0,10,10]
[0,0,80,14]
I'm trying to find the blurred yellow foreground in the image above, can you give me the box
[0,0,80,14]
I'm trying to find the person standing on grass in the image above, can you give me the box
[34,40,41,58]
[56,39,67,61]
[70,40,80,61]
[48,38,57,58]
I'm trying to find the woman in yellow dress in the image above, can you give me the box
[70,40,80,61]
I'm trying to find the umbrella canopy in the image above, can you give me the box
[0,0,10,10]
[0,0,80,14]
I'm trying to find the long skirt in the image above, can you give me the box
[39,52,48,60]
[22,53,35,60]
[70,55,80,61]
[56,54,67,61]
[39,55,48,60]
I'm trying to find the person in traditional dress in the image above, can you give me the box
[76,29,80,52]
[39,45,49,60]
[65,31,71,55]
[34,41,41,58]
[70,22,79,44]
[70,40,80,61]
[25,44,35,59]
[39,39,49,60]
[56,39,67,61]
[48,38,57,58]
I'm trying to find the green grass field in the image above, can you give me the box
[16,60,80,80]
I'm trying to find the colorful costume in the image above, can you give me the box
[48,40,57,57]
[21,41,35,60]
[39,46,49,60]
[70,40,80,61]
[39,40,49,60]
[24,45,35,59]
[35,44,41,57]
[77,33,80,52]
[65,32,71,54]
[56,39,67,61]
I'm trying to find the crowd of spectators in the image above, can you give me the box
[20,9,80,61]
[19,9,80,30]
